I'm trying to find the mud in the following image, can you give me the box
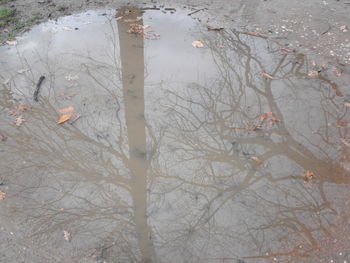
[1,4,350,263]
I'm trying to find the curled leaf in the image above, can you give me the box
[192,40,204,48]
[251,156,263,165]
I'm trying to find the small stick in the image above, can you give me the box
[187,8,207,16]
[33,76,45,102]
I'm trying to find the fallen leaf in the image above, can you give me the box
[260,72,275,79]
[251,156,263,165]
[116,16,123,20]
[10,104,28,116]
[57,113,72,124]
[340,25,348,32]
[143,25,151,30]
[207,26,224,31]
[15,116,25,126]
[62,26,73,31]
[6,40,17,46]
[303,170,315,184]
[58,106,74,114]
[0,191,5,200]
[333,67,342,77]
[259,113,267,122]
[58,92,77,100]
[344,102,350,108]
[63,230,71,241]
[192,40,204,48]
[308,70,319,77]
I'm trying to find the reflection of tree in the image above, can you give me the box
[0,14,349,263]
[154,30,350,262]
[0,7,155,263]
[117,7,154,263]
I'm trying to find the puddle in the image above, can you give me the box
[1,7,350,263]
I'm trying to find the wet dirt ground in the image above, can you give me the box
[1,2,350,263]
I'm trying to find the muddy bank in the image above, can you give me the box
[1,0,350,68]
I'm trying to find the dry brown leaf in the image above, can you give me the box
[57,113,72,124]
[0,191,5,200]
[15,116,25,126]
[58,106,74,114]
[308,70,319,77]
[251,156,263,165]
[63,230,71,241]
[304,170,315,184]
[6,40,17,46]
[260,72,275,79]
[344,102,350,108]
[10,104,28,116]
[192,40,204,48]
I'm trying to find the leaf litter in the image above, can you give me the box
[15,116,25,126]
[303,170,315,184]
[57,106,80,124]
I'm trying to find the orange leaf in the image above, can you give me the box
[251,156,263,165]
[58,106,74,114]
[57,113,72,124]
[259,113,267,122]
[304,170,315,184]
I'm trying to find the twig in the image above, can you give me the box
[33,76,45,102]
[187,8,207,16]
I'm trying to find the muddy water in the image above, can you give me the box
[1,7,350,263]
